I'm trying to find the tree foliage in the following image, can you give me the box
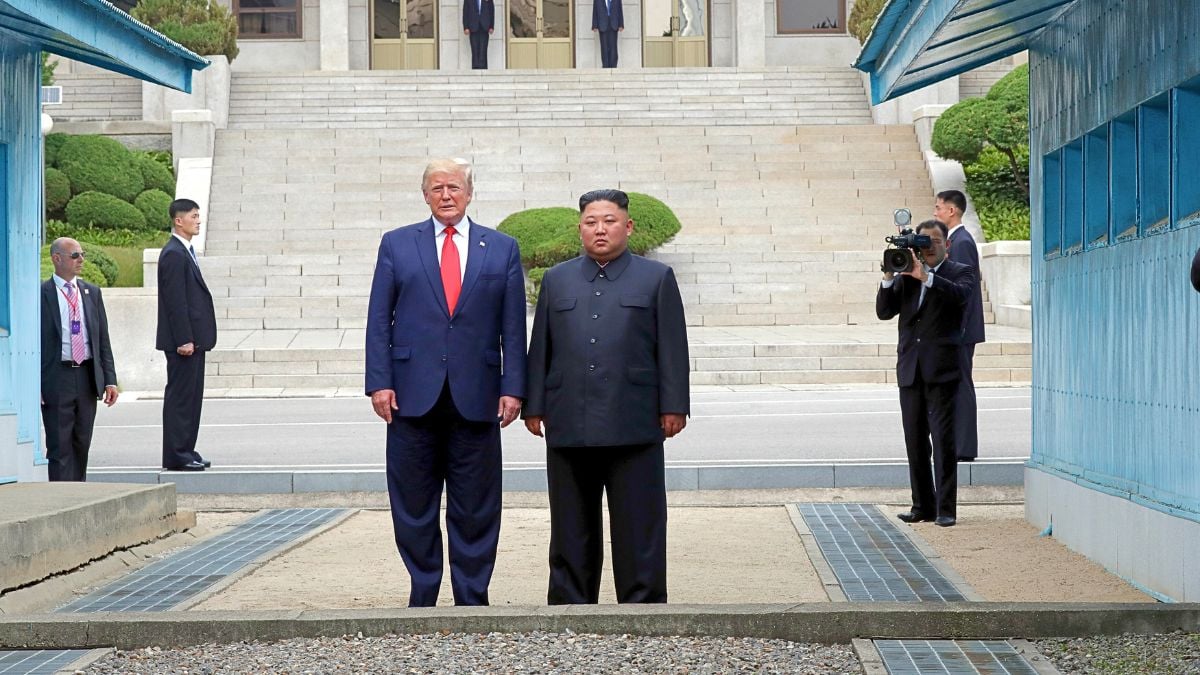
[932,63,1029,197]
[848,0,887,44]
[132,0,240,62]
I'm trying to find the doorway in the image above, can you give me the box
[642,0,708,67]
[371,0,438,69]
[508,0,574,68]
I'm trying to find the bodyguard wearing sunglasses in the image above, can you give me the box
[40,238,119,481]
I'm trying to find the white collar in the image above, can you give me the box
[434,217,469,238]
[172,232,194,249]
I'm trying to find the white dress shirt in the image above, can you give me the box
[52,274,91,361]
[434,217,470,281]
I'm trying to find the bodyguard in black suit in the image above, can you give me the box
[463,0,495,69]
[592,0,623,68]
[157,198,217,471]
[935,190,985,461]
[40,238,119,481]
[877,220,976,527]
[524,189,689,604]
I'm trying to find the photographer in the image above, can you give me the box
[876,220,977,527]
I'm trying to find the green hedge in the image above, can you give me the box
[45,167,71,214]
[44,133,68,166]
[57,135,145,202]
[137,153,175,194]
[46,219,170,249]
[66,191,148,231]
[132,0,240,61]
[134,189,174,231]
[40,245,107,287]
[82,246,120,287]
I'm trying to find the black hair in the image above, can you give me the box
[169,198,200,219]
[579,189,629,212]
[936,190,967,214]
[916,219,949,238]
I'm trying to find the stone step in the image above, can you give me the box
[49,72,142,122]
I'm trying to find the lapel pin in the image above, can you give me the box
[479,241,486,248]
[83,288,90,295]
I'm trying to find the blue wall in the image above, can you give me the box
[0,35,46,482]
[1029,0,1200,516]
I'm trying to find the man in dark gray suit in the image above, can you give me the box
[524,189,689,604]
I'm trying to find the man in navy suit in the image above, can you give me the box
[934,190,984,461]
[157,199,217,472]
[463,0,494,69]
[366,158,527,607]
[592,0,623,68]
[877,220,976,527]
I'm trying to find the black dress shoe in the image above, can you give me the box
[165,461,206,471]
[935,516,956,527]
[198,458,212,468]
[897,511,933,523]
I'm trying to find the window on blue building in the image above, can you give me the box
[1138,93,1171,235]
[1062,139,1084,254]
[1043,150,1062,258]
[1172,78,1200,229]
[1110,111,1138,241]
[1084,125,1110,248]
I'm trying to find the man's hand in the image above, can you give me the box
[661,413,686,438]
[176,342,195,356]
[901,251,927,283]
[103,386,119,407]
[525,416,544,437]
[489,28,494,34]
[371,389,398,424]
[498,395,521,428]
[464,29,470,34]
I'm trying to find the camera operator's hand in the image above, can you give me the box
[902,250,928,283]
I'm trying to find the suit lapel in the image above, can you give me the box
[80,282,101,354]
[416,218,451,319]
[43,280,61,344]
[457,218,490,310]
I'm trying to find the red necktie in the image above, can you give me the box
[441,226,461,315]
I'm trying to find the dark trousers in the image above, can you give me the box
[598,29,619,68]
[955,343,979,460]
[469,30,489,69]
[385,382,502,607]
[546,442,667,604]
[42,361,98,482]
[898,372,959,519]
[162,351,206,469]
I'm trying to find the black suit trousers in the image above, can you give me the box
[42,361,98,481]
[598,29,619,68]
[162,351,206,468]
[546,442,667,604]
[469,30,489,69]
[954,343,978,460]
[899,371,959,519]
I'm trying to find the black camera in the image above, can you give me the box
[882,209,931,274]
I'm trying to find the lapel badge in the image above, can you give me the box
[83,288,90,295]
[479,241,486,248]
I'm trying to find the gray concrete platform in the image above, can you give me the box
[0,483,189,594]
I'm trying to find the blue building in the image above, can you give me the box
[0,0,206,483]
[857,0,1200,600]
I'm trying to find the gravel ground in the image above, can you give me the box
[1035,632,1200,674]
[84,632,860,674]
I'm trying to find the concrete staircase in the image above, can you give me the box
[48,72,142,122]
[196,68,1029,392]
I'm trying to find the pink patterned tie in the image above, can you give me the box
[65,281,86,364]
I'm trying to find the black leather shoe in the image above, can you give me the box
[198,458,212,468]
[165,461,206,471]
[897,511,933,523]
[935,516,956,527]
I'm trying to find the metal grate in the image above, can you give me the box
[798,503,966,602]
[58,508,345,613]
[876,640,1040,674]
[0,650,91,674]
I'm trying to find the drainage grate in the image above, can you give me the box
[58,508,345,613]
[0,650,92,674]
[875,640,1040,674]
[798,503,965,602]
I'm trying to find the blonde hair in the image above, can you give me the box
[422,158,473,192]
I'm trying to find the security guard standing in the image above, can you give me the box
[524,189,690,604]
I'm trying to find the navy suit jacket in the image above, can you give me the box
[947,225,985,344]
[365,217,527,423]
[156,236,217,352]
[463,0,494,32]
[41,278,117,401]
[592,0,623,32]
[876,259,977,388]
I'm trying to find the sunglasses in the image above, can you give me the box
[61,251,85,259]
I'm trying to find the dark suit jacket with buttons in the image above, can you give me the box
[525,250,689,448]
[156,236,217,353]
[463,0,494,32]
[592,0,623,31]
[947,226,985,344]
[876,259,977,388]
[40,278,117,401]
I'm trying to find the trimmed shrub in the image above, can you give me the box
[46,219,169,249]
[134,189,174,231]
[66,191,148,231]
[40,245,107,287]
[626,192,682,254]
[80,246,120,287]
[45,167,72,214]
[137,153,175,194]
[57,135,145,202]
[973,194,1030,242]
[498,207,582,270]
[848,0,886,44]
[965,145,1029,204]
[44,133,68,166]
[132,0,240,62]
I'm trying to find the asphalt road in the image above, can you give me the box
[89,387,1031,469]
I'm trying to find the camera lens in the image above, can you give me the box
[884,249,913,274]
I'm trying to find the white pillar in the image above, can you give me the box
[320,0,352,70]
[733,0,765,67]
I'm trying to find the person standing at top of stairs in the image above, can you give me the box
[463,0,494,69]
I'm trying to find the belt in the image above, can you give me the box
[61,359,91,368]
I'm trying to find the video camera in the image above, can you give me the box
[882,208,931,274]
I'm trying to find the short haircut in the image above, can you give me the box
[917,219,949,238]
[170,198,200,220]
[579,189,629,212]
[936,190,967,214]
[422,158,473,192]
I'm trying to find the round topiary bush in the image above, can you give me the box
[498,206,582,270]
[66,191,148,231]
[44,133,68,166]
[134,189,174,231]
[45,167,72,214]
[136,153,175,194]
[626,192,682,255]
[57,135,145,202]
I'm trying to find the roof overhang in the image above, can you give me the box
[854,0,1078,104]
[0,0,208,92]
